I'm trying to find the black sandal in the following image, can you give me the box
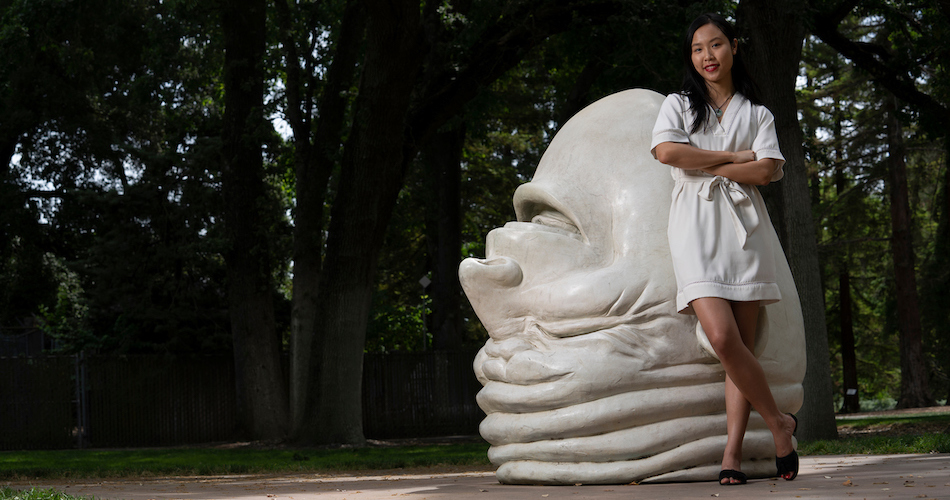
[719,469,747,485]
[776,450,799,480]
[776,413,799,480]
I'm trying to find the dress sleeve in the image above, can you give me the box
[752,106,786,181]
[650,94,690,158]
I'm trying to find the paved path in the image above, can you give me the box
[7,453,950,500]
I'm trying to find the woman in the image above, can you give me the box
[650,13,799,485]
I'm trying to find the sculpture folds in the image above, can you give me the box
[458,89,805,485]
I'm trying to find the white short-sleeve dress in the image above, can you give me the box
[650,92,786,314]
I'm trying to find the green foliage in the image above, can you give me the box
[366,297,430,353]
[36,257,95,352]
[0,0,297,355]
[0,236,57,327]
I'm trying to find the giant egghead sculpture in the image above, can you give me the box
[459,89,806,485]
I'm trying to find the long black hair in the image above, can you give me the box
[681,13,761,134]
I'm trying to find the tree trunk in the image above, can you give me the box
[936,142,950,406]
[221,0,289,440]
[839,268,860,413]
[831,95,860,414]
[423,125,465,351]
[273,0,318,434]
[297,0,424,445]
[886,96,935,409]
[275,0,366,434]
[737,0,839,440]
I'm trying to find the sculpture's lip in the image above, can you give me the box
[478,344,573,385]
[479,369,570,386]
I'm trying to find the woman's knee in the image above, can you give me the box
[704,325,741,357]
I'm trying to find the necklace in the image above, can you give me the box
[713,94,734,118]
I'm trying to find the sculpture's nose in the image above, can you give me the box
[459,256,523,289]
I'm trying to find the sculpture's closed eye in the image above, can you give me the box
[530,209,580,235]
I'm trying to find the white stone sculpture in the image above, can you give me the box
[458,88,806,485]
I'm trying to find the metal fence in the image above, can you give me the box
[0,356,76,450]
[82,355,239,447]
[0,350,484,450]
[362,351,483,438]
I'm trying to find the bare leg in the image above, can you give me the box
[719,301,758,483]
[692,297,796,479]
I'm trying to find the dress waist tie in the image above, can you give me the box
[696,175,760,249]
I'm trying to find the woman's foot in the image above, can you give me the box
[774,413,797,458]
[719,469,747,485]
[720,449,744,485]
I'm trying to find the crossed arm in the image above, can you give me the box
[653,142,779,186]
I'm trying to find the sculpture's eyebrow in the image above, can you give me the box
[512,182,587,242]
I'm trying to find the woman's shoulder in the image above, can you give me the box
[660,92,691,112]
[663,92,690,103]
[736,93,776,119]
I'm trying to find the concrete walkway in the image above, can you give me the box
[7,453,950,500]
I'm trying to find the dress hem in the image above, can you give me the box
[676,281,781,315]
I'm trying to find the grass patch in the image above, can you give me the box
[834,412,950,430]
[0,441,491,480]
[799,432,950,455]
[0,487,94,500]
[799,411,950,456]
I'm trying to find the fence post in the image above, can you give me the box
[74,351,87,449]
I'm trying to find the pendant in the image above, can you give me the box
[715,108,723,118]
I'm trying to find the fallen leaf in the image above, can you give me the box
[842,479,852,486]
[542,495,549,498]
